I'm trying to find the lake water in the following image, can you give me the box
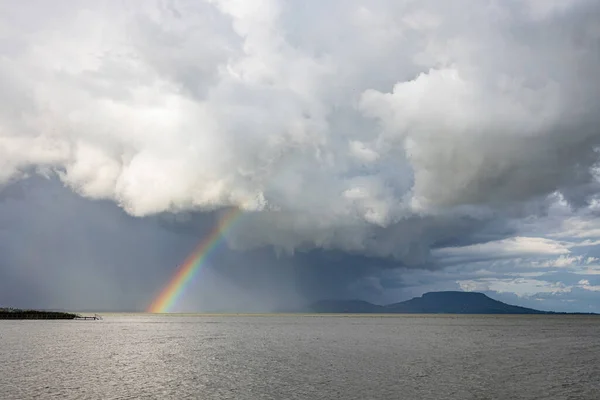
[1,314,599,399]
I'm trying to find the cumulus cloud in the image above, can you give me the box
[578,279,600,292]
[457,278,572,297]
[434,236,571,266]
[1,0,600,264]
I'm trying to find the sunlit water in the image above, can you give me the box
[1,314,599,399]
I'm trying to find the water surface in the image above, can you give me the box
[1,314,599,399]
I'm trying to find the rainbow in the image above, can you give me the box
[147,207,243,313]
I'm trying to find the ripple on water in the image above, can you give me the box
[1,315,599,399]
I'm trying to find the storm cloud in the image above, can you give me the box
[1,0,600,311]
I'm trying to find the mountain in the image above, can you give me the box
[307,291,589,314]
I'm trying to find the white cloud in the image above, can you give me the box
[0,0,600,262]
[535,255,584,268]
[458,278,572,297]
[578,279,600,292]
[574,267,600,275]
[549,217,600,240]
[434,237,570,265]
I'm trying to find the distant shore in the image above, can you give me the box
[0,308,79,320]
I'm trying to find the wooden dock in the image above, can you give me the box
[74,314,102,320]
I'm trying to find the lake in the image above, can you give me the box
[1,314,599,399]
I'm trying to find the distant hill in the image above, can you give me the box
[307,291,596,315]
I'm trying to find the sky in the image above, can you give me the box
[1,0,600,312]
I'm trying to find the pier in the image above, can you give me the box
[74,314,102,320]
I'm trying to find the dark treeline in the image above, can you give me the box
[0,308,79,320]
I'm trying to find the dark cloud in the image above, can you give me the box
[0,177,194,310]
[0,177,397,311]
